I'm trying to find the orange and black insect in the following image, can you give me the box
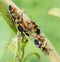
[9,5,49,55]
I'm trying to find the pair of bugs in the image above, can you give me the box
[9,5,50,55]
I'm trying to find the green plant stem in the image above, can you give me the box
[21,48,25,62]
[17,42,25,62]
[14,37,18,62]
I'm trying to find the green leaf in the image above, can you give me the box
[7,44,15,54]
[0,16,16,62]
[23,52,40,62]
[48,8,60,17]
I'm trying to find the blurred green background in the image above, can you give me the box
[0,0,60,62]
